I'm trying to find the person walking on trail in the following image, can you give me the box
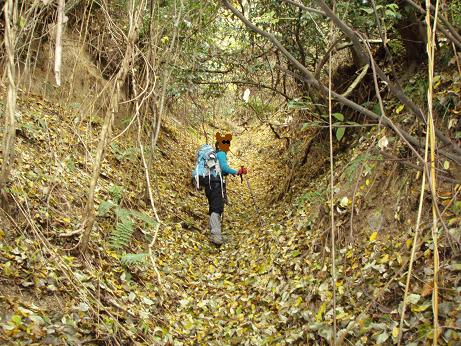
[205,132,247,245]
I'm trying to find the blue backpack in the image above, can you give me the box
[191,144,222,190]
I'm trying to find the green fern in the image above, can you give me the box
[110,208,134,249]
[109,185,124,204]
[121,253,148,266]
[98,200,115,216]
[130,210,156,227]
[109,207,156,250]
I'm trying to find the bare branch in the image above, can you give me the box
[193,79,291,99]
[221,0,461,164]
[404,0,461,49]
[80,0,146,254]
[341,64,369,98]
[280,0,326,16]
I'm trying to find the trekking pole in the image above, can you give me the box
[241,167,265,228]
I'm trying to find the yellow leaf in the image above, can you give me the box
[411,303,431,312]
[106,250,120,259]
[443,160,450,170]
[0,229,4,240]
[406,239,412,249]
[379,254,389,264]
[365,179,370,186]
[369,231,378,242]
[316,302,327,322]
[433,75,441,89]
[295,296,302,307]
[208,265,215,273]
[392,326,399,338]
[396,104,405,114]
[338,285,345,295]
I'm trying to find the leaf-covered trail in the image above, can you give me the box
[158,133,295,343]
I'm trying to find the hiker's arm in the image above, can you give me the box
[217,151,238,175]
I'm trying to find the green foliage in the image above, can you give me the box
[109,207,157,250]
[109,185,124,204]
[387,38,405,57]
[341,152,382,182]
[361,3,401,20]
[336,127,345,141]
[340,1,401,32]
[288,97,312,111]
[98,187,156,251]
[296,189,325,208]
[110,143,140,162]
[130,210,157,227]
[121,253,149,266]
[254,10,279,26]
[110,215,135,250]
[301,112,358,142]
[98,200,115,216]
[449,0,461,27]
[247,98,274,116]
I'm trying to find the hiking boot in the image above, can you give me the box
[210,233,223,246]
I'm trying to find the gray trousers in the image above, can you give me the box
[209,212,222,236]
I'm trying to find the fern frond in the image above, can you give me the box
[110,219,134,249]
[121,253,148,266]
[130,210,157,227]
[115,207,131,220]
[98,200,115,216]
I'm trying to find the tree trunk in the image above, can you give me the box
[396,4,427,73]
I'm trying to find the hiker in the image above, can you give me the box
[192,132,247,245]
[207,132,247,245]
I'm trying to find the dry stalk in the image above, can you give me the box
[348,39,385,241]
[131,66,163,288]
[426,1,441,343]
[340,63,369,98]
[54,0,65,86]
[453,42,461,76]
[398,1,441,344]
[327,51,337,345]
[0,0,18,196]
[397,136,429,345]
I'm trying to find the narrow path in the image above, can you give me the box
[160,136,296,344]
